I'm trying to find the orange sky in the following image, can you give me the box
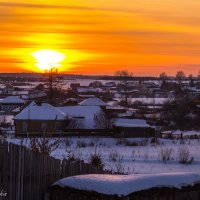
[1,0,200,76]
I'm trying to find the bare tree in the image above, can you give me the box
[160,72,168,81]
[114,70,133,106]
[94,110,113,129]
[67,118,84,129]
[115,70,133,78]
[30,137,61,155]
[176,71,185,85]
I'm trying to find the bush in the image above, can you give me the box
[76,140,88,148]
[67,153,78,162]
[64,138,73,147]
[115,138,127,145]
[108,150,125,174]
[109,150,121,162]
[178,146,194,164]
[89,149,104,168]
[159,148,173,163]
[125,139,148,147]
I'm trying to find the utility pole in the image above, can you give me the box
[46,67,58,104]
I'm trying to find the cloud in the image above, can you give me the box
[0,2,97,10]
[0,1,162,15]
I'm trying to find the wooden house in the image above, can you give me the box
[0,96,25,114]
[14,102,67,135]
[113,118,155,137]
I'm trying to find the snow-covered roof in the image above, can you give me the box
[0,96,25,104]
[77,87,102,93]
[113,118,151,128]
[58,106,102,128]
[12,107,21,113]
[79,97,107,106]
[28,90,47,99]
[162,130,200,136]
[104,82,116,87]
[114,98,169,105]
[14,102,67,121]
[53,173,200,197]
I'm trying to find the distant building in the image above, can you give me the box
[0,96,25,114]
[0,83,14,95]
[79,97,107,109]
[113,118,155,137]
[70,83,81,90]
[104,81,116,87]
[77,87,102,95]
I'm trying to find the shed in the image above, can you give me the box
[113,118,154,137]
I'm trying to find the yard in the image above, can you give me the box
[6,136,200,175]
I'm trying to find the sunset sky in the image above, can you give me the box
[1,0,200,76]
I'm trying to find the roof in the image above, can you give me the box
[113,118,151,128]
[0,96,25,104]
[58,106,102,128]
[14,102,67,121]
[79,97,107,106]
[53,173,200,197]
[77,87,102,93]
[162,130,200,136]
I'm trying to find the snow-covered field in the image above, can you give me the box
[6,136,200,175]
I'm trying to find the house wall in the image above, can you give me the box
[15,120,65,135]
[114,127,155,137]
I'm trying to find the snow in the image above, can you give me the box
[0,96,25,104]
[115,98,169,105]
[6,137,200,175]
[79,97,107,106]
[54,173,200,196]
[14,102,67,120]
[113,118,151,128]
[12,107,21,113]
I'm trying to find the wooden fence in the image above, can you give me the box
[0,141,105,200]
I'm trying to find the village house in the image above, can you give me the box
[79,97,107,109]
[113,118,155,137]
[14,102,68,135]
[0,83,14,95]
[0,96,25,114]
[77,87,103,98]
[14,102,105,135]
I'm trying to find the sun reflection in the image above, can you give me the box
[32,50,65,71]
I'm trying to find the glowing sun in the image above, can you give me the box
[32,50,65,71]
